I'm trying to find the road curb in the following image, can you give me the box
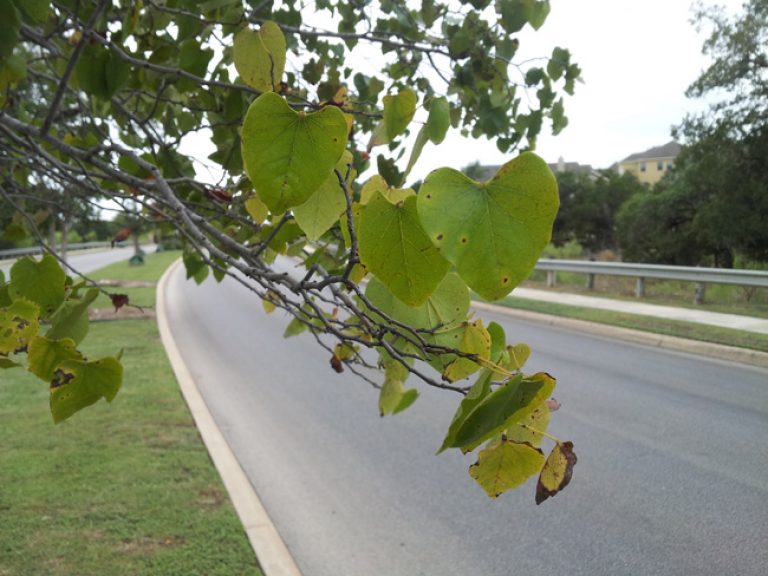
[472,301,768,370]
[156,259,303,576]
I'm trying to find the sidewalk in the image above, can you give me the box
[511,287,768,335]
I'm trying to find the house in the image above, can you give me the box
[617,141,681,185]
[467,157,595,181]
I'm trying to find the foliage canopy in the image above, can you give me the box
[0,0,581,501]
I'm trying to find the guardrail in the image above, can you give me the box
[534,259,768,304]
[0,242,111,260]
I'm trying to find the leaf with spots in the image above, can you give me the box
[417,152,559,300]
[504,400,550,447]
[242,92,349,213]
[293,151,354,240]
[233,21,286,92]
[9,254,65,319]
[536,441,577,504]
[359,192,450,306]
[27,335,83,381]
[49,356,123,424]
[442,320,491,382]
[0,299,39,355]
[469,439,544,498]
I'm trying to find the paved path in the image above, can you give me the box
[512,287,768,334]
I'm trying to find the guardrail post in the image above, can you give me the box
[586,273,595,290]
[635,277,645,298]
[546,270,556,287]
[694,282,705,305]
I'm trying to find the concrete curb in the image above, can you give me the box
[472,301,768,370]
[156,259,302,576]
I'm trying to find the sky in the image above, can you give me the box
[410,0,744,178]
[180,0,745,184]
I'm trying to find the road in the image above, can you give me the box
[0,246,137,276]
[163,264,768,576]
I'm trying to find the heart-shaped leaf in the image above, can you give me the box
[10,254,65,318]
[49,356,123,424]
[0,299,39,355]
[469,439,544,498]
[242,92,348,213]
[359,192,450,306]
[383,89,417,139]
[233,21,286,92]
[417,152,559,301]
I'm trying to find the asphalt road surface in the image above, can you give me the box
[1,246,137,276]
[164,265,768,576]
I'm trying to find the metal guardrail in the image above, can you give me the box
[0,242,111,260]
[534,259,768,303]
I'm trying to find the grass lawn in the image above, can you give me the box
[1,252,262,576]
[501,296,768,352]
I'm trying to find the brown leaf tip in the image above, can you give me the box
[535,441,577,505]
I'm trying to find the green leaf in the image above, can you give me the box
[383,89,417,139]
[469,440,544,498]
[0,357,20,368]
[283,316,307,338]
[0,53,26,89]
[378,362,419,416]
[293,151,353,240]
[12,0,50,24]
[442,320,491,382]
[449,372,556,452]
[245,194,269,223]
[0,299,39,355]
[426,96,450,144]
[417,152,559,300]
[27,336,83,381]
[10,254,66,318]
[183,252,209,285]
[438,368,493,453]
[359,192,450,306]
[365,272,469,340]
[505,343,531,370]
[46,288,99,344]
[49,356,123,424]
[359,175,389,205]
[234,21,286,92]
[404,125,429,178]
[75,45,129,100]
[242,92,348,213]
[0,0,21,62]
[525,0,551,30]
[536,441,577,504]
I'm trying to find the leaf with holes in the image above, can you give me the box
[417,152,559,301]
[536,441,577,504]
[293,151,354,240]
[233,21,286,92]
[242,92,348,213]
[49,356,123,424]
[359,192,449,306]
[0,299,39,355]
[10,254,65,318]
[469,439,544,498]
[28,336,83,381]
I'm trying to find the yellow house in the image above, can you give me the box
[618,141,681,185]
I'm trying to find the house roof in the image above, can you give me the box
[620,141,681,163]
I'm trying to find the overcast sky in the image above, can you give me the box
[411,0,744,178]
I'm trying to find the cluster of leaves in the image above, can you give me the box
[0,0,581,500]
[0,254,122,423]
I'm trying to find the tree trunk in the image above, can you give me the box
[48,214,56,254]
[61,216,70,264]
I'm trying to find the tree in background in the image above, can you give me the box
[552,169,643,254]
[0,0,581,501]
[619,0,767,266]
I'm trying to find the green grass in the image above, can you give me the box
[500,296,768,352]
[87,250,182,309]
[0,252,262,576]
